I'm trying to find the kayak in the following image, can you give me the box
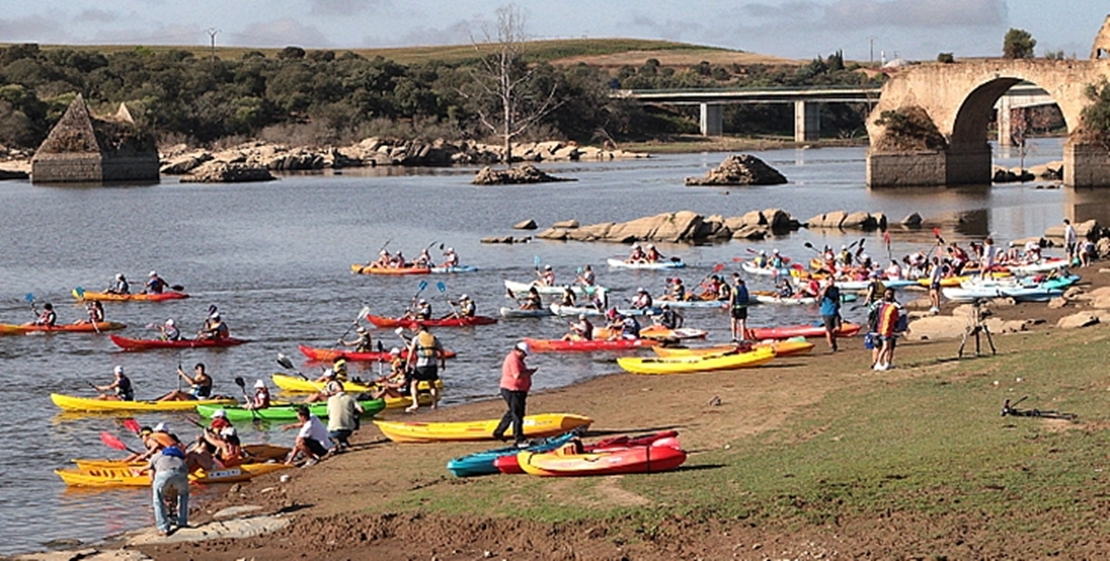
[71,289,189,302]
[740,262,791,276]
[917,272,1011,287]
[655,298,726,309]
[374,413,593,443]
[1005,258,1070,276]
[751,291,859,306]
[747,322,862,340]
[522,337,660,353]
[109,334,250,350]
[72,444,291,471]
[446,431,581,477]
[516,440,687,477]
[548,303,659,317]
[196,398,385,422]
[943,274,1079,302]
[605,257,686,269]
[499,307,554,318]
[491,430,681,475]
[616,347,775,375]
[50,393,239,413]
[593,325,708,340]
[652,338,815,358]
[297,344,457,362]
[430,265,479,274]
[0,321,126,335]
[55,462,291,488]
[350,263,431,275]
[269,374,439,409]
[504,280,601,296]
[365,313,498,328]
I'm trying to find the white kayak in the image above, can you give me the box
[750,291,861,306]
[740,262,790,276]
[431,265,478,274]
[942,286,1063,302]
[549,303,660,317]
[1005,258,1071,276]
[605,257,686,269]
[655,298,726,309]
[499,306,555,318]
[504,280,601,296]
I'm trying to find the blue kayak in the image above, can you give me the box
[446,431,578,477]
[431,265,479,274]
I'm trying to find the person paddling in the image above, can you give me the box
[339,325,373,352]
[440,247,459,268]
[157,363,214,401]
[34,302,57,326]
[644,244,664,263]
[563,313,594,341]
[449,294,476,319]
[80,301,105,324]
[519,286,543,310]
[107,273,130,295]
[535,264,555,287]
[145,271,169,294]
[158,319,181,341]
[197,312,229,340]
[96,365,135,401]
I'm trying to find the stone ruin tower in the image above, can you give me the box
[31,94,159,184]
[1093,14,1110,59]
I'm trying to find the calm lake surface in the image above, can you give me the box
[0,139,1086,554]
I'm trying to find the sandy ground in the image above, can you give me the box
[22,265,1105,561]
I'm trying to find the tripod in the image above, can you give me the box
[958,299,996,358]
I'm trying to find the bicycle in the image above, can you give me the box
[1000,396,1077,420]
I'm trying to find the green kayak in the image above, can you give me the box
[195,398,385,422]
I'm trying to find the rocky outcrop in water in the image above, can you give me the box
[472,164,575,185]
[684,154,787,186]
[805,211,887,230]
[179,161,276,183]
[535,209,802,244]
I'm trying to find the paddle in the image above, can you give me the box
[169,284,185,292]
[72,287,101,333]
[334,305,372,349]
[435,281,458,316]
[100,431,139,455]
[802,242,821,255]
[276,353,308,380]
[234,376,261,422]
[122,418,142,435]
[25,292,37,318]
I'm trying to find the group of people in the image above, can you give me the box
[367,247,459,270]
[623,243,666,264]
[153,306,231,341]
[400,294,477,321]
[105,271,176,295]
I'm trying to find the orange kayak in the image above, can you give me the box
[298,344,457,362]
[350,264,430,275]
[0,321,126,335]
[71,289,188,301]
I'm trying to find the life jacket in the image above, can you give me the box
[117,376,134,401]
[415,331,438,360]
[460,301,476,317]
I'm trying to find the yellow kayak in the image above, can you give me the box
[917,271,1011,287]
[269,374,439,409]
[617,347,775,375]
[374,413,593,443]
[55,462,291,487]
[652,339,814,358]
[50,393,238,413]
[71,444,291,472]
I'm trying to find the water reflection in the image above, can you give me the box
[1065,187,1110,226]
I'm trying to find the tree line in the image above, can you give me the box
[0,42,881,151]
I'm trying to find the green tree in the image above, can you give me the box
[1003,28,1036,59]
[937,53,955,64]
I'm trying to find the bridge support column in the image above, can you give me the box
[866,145,992,188]
[997,96,1012,147]
[699,103,723,136]
[794,101,820,142]
[1065,143,1110,187]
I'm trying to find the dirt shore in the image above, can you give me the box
[24,265,1108,561]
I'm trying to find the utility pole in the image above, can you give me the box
[869,37,876,64]
[206,28,220,61]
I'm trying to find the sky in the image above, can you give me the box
[1,0,1106,62]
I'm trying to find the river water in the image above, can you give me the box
[0,139,1084,554]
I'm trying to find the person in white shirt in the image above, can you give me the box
[281,406,331,466]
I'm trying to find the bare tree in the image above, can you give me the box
[464,5,560,166]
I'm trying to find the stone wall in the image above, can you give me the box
[866,151,946,187]
[1064,143,1110,188]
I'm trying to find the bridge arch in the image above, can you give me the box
[866,59,1110,188]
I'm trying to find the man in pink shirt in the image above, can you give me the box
[492,342,538,447]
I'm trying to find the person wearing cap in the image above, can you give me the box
[728,273,750,342]
[404,324,443,412]
[156,318,180,341]
[656,303,683,330]
[147,443,190,536]
[534,264,556,287]
[368,249,391,268]
[493,342,538,446]
[753,250,769,268]
[770,249,786,270]
[440,247,459,268]
[106,273,130,295]
[144,271,169,294]
[281,405,331,466]
[389,250,407,268]
[244,379,272,410]
[96,365,135,401]
[305,369,339,403]
[326,381,364,453]
[644,244,664,263]
[454,294,476,318]
[404,298,433,321]
[626,243,646,264]
[563,313,594,341]
[197,311,230,340]
[369,347,411,400]
[157,363,214,401]
[339,324,373,353]
[198,418,243,468]
[630,287,653,310]
[414,248,433,268]
[605,308,640,341]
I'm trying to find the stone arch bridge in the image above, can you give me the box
[866,58,1110,187]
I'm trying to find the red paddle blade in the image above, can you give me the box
[122,418,141,434]
[712,263,725,272]
[99,431,129,451]
[932,227,941,238]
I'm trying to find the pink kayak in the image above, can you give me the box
[522,337,660,353]
[746,323,862,340]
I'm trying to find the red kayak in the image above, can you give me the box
[297,344,457,363]
[516,437,687,476]
[747,322,862,340]
[365,313,498,329]
[522,337,660,353]
[493,430,679,474]
[110,334,250,350]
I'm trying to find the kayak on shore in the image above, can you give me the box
[0,321,126,335]
[109,334,249,350]
[196,398,386,422]
[522,337,660,353]
[491,430,681,475]
[71,289,189,302]
[374,413,593,443]
[365,313,497,328]
[516,437,687,476]
[616,346,775,375]
[297,344,457,362]
[269,374,439,409]
[71,444,291,471]
[593,325,707,341]
[51,393,238,413]
[651,338,815,358]
[747,322,862,340]
[55,462,291,488]
[750,291,859,306]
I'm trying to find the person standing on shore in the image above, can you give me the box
[148,444,189,536]
[818,278,841,353]
[405,324,443,412]
[872,288,902,371]
[1064,219,1078,264]
[493,342,537,447]
[728,273,749,342]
